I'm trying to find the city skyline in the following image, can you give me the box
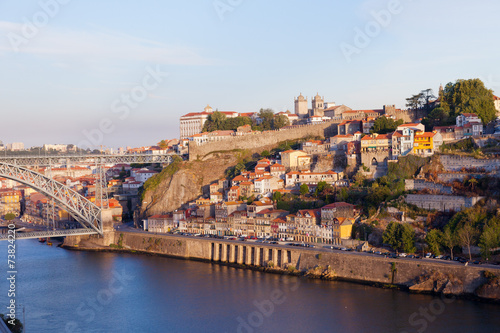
[1,0,499,148]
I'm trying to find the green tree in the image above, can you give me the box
[371,117,403,134]
[4,213,15,221]
[202,111,227,132]
[383,222,403,253]
[272,191,282,202]
[441,78,496,125]
[479,216,500,260]
[383,222,416,253]
[299,184,309,196]
[401,224,416,254]
[441,227,457,260]
[272,115,290,129]
[425,229,442,255]
[257,108,275,131]
[260,150,270,158]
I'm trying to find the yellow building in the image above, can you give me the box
[413,131,442,156]
[280,150,311,170]
[338,218,354,239]
[0,190,21,216]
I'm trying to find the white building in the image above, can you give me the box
[6,142,24,151]
[43,144,68,152]
[179,105,239,139]
[456,113,483,137]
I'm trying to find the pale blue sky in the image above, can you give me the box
[1,0,499,148]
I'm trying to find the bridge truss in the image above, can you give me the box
[0,162,102,235]
[0,153,173,167]
[0,153,175,241]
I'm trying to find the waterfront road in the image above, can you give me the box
[113,222,500,271]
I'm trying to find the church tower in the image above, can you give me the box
[294,93,308,118]
[311,93,325,117]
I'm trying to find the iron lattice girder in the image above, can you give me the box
[0,228,98,240]
[0,153,173,167]
[0,162,102,234]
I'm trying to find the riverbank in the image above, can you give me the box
[62,231,500,303]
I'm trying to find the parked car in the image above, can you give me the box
[398,253,407,257]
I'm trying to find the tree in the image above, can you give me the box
[272,191,282,202]
[479,216,500,260]
[441,78,496,125]
[383,222,416,253]
[260,150,270,158]
[257,108,275,131]
[4,213,15,221]
[158,140,168,149]
[371,117,403,134]
[441,227,457,260]
[272,115,290,129]
[202,111,227,132]
[406,93,424,110]
[401,224,416,254]
[425,229,442,255]
[383,222,403,253]
[458,222,479,261]
[299,184,309,196]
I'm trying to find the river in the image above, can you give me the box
[0,240,498,333]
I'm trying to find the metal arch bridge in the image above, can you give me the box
[0,153,175,240]
[0,153,174,167]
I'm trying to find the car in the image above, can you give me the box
[408,255,415,259]
[340,247,348,251]
[374,251,382,255]
[425,253,432,258]
[398,253,407,257]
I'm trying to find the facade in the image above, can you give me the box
[280,150,311,170]
[294,94,308,118]
[456,113,483,137]
[413,131,442,156]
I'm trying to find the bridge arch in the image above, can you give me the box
[0,162,102,234]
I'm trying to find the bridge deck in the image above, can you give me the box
[0,228,99,240]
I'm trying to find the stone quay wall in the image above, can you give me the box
[94,232,493,294]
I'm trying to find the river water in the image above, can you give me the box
[0,240,499,333]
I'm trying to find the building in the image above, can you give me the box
[0,189,22,216]
[43,144,69,152]
[391,127,415,158]
[147,215,175,233]
[179,105,239,139]
[456,113,483,137]
[6,142,24,151]
[413,131,443,156]
[280,150,311,170]
[294,94,308,118]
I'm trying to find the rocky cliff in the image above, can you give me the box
[139,152,242,216]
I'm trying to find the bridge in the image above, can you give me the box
[0,153,174,240]
[0,153,174,167]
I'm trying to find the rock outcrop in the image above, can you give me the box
[475,277,500,300]
[140,152,241,216]
[409,270,465,295]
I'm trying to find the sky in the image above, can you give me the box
[0,0,499,149]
